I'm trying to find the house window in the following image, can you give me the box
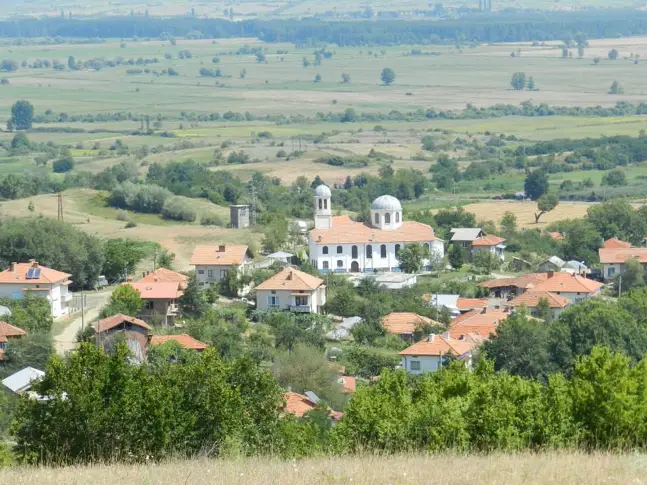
[366,245,373,259]
[337,260,344,268]
[197,269,205,275]
[145,300,154,310]
[396,212,400,223]
[323,261,329,270]
[207,270,214,278]
[424,243,430,252]
[268,295,280,307]
[352,245,358,259]
[380,244,387,258]
[324,199,328,209]
[462,241,470,248]
[395,244,401,255]
[323,246,328,255]
[337,245,343,254]
[410,361,421,371]
[295,296,309,306]
[608,267,616,276]
[375,213,380,224]
[219,270,227,279]
[0,342,5,351]
[385,212,391,224]
[318,199,322,209]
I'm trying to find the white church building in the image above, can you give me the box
[308,185,444,273]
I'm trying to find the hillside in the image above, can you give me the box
[0,453,641,485]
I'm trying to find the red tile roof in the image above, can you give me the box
[282,392,343,421]
[190,245,250,266]
[140,268,188,288]
[480,273,549,290]
[602,238,633,249]
[507,291,571,309]
[0,262,71,285]
[599,248,647,264]
[531,272,603,294]
[256,267,324,291]
[400,334,476,357]
[96,313,152,333]
[124,281,183,300]
[382,312,438,335]
[448,309,509,339]
[150,334,208,350]
[456,297,489,311]
[547,232,564,241]
[471,235,506,247]
[338,376,356,393]
[310,218,440,245]
[0,321,27,339]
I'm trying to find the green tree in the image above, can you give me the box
[472,250,502,273]
[262,215,289,253]
[608,48,619,60]
[534,193,559,223]
[52,156,74,173]
[380,67,396,85]
[535,297,552,322]
[608,80,624,94]
[510,72,526,90]
[102,284,143,317]
[559,219,602,264]
[341,72,351,83]
[0,333,54,379]
[615,257,645,296]
[397,243,427,273]
[11,100,34,130]
[524,170,549,200]
[448,244,464,269]
[67,56,76,70]
[156,249,175,269]
[601,168,627,186]
[500,211,517,238]
[0,293,53,334]
[314,73,322,83]
[483,311,552,380]
[102,239,150,282]
[586,199,646,245]
[526,76,535,90]
[27,200,34,213]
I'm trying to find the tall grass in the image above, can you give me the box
[1,453,645,485]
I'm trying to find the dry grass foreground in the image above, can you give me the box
[2,453,647,485]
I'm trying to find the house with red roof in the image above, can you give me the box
[0,321,27,361]
[255,267,326,313]
[506,291,571,319]
[190,244,253,286]
[400,333,478,374]
[382,312,441,341]
[599,247,647,281]
[448,308,509,341]
[96,313,152,363]
[0,261,72,318]
[150,334,208,351]
[282,392,343,422]
[123,279,184,326]
[450,228,506,263]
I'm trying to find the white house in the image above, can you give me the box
[399,333,477,375]
[308,185,444,273]
[0,261,73,318]
[255,267,326,313]
[450,228,506,262]
[190,245,253,286]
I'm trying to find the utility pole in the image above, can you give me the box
[250,184,257,227]
[80,290,85,332]
[57,192,64,221]
[618,275,622,296]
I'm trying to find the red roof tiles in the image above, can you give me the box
[150,334,208,350]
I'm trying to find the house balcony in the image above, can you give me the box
[167,304,179,316]
[61,293,73,303]
[289,305,312,313]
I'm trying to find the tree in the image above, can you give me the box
[534,193,559,223]
[615,257,645,296]
[593,57,601,65]
[421,135,435,151]
[156,249,175,269]
[262,215,289,253]
[0,60,18,72]
[52,156,74,173]
[381,67,396,85]
[0,333,54,380]
[102,239,150,282]
[535,297,552,322]
[559,219,602,264]
[341,108,357,122]
[11,100,34,130]
[102,284,143,317]
[0,293,53,334]
[397,243,427,273]
[314,73,322,83]
[608,48,619,60]
[67,56,76,70]
[472,250,502,273]
[601,168,627,186]
[448,244,464,270]
[608,80,624,94]
[524,170,549,200]
[482,311,551,380]
[510,72,526,90]
[526,76,535,90]
[341,72,351,83]
[500,211,517,238]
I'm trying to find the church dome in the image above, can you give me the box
[371,195,402,211]
[313,184,331,197]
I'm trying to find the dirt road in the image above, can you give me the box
[54,288,113,355]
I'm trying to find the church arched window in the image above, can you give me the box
[385,213,391,224]
[322,246,328,255]
[318,199,322,209]
[396,212,400,223]
[380,245,387,258]
[324,199,328,209]
[375,213,380,225]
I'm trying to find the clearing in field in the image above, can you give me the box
[459,201,593,228]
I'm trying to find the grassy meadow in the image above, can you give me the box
[0,453,645,485]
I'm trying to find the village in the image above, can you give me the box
[2,184,640,423]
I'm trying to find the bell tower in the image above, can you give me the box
[313,185,332,230]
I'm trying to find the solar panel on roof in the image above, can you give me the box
[25,268,35,279]
[32,268,41,279]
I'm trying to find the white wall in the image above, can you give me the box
[256,287,326,313]
[0,282,70,318]
[401,355,442,375]
[195,258,251,285]
[308,240,444,273]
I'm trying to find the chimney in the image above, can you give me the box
[428,334,436,342]
[442,331,451,340]
[547,271,555,278]
[9,262,16,272]
[218,245,226,252]
[31,261,39,268]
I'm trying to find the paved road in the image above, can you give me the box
[54,288,112,355]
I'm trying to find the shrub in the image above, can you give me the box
[162,196,197,222]
[52,156,74,173]
[200,213,225,226]
[125,221,137,228]
[115,209,129,221]
[110,182,172,214]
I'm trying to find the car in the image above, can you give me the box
[94,275,109,289]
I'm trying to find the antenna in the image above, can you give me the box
[57,192,64,221]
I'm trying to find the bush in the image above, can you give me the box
[162,196,197,222]
[200,213,225,226]
[110,181,172,214]
[115,209,129,221]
